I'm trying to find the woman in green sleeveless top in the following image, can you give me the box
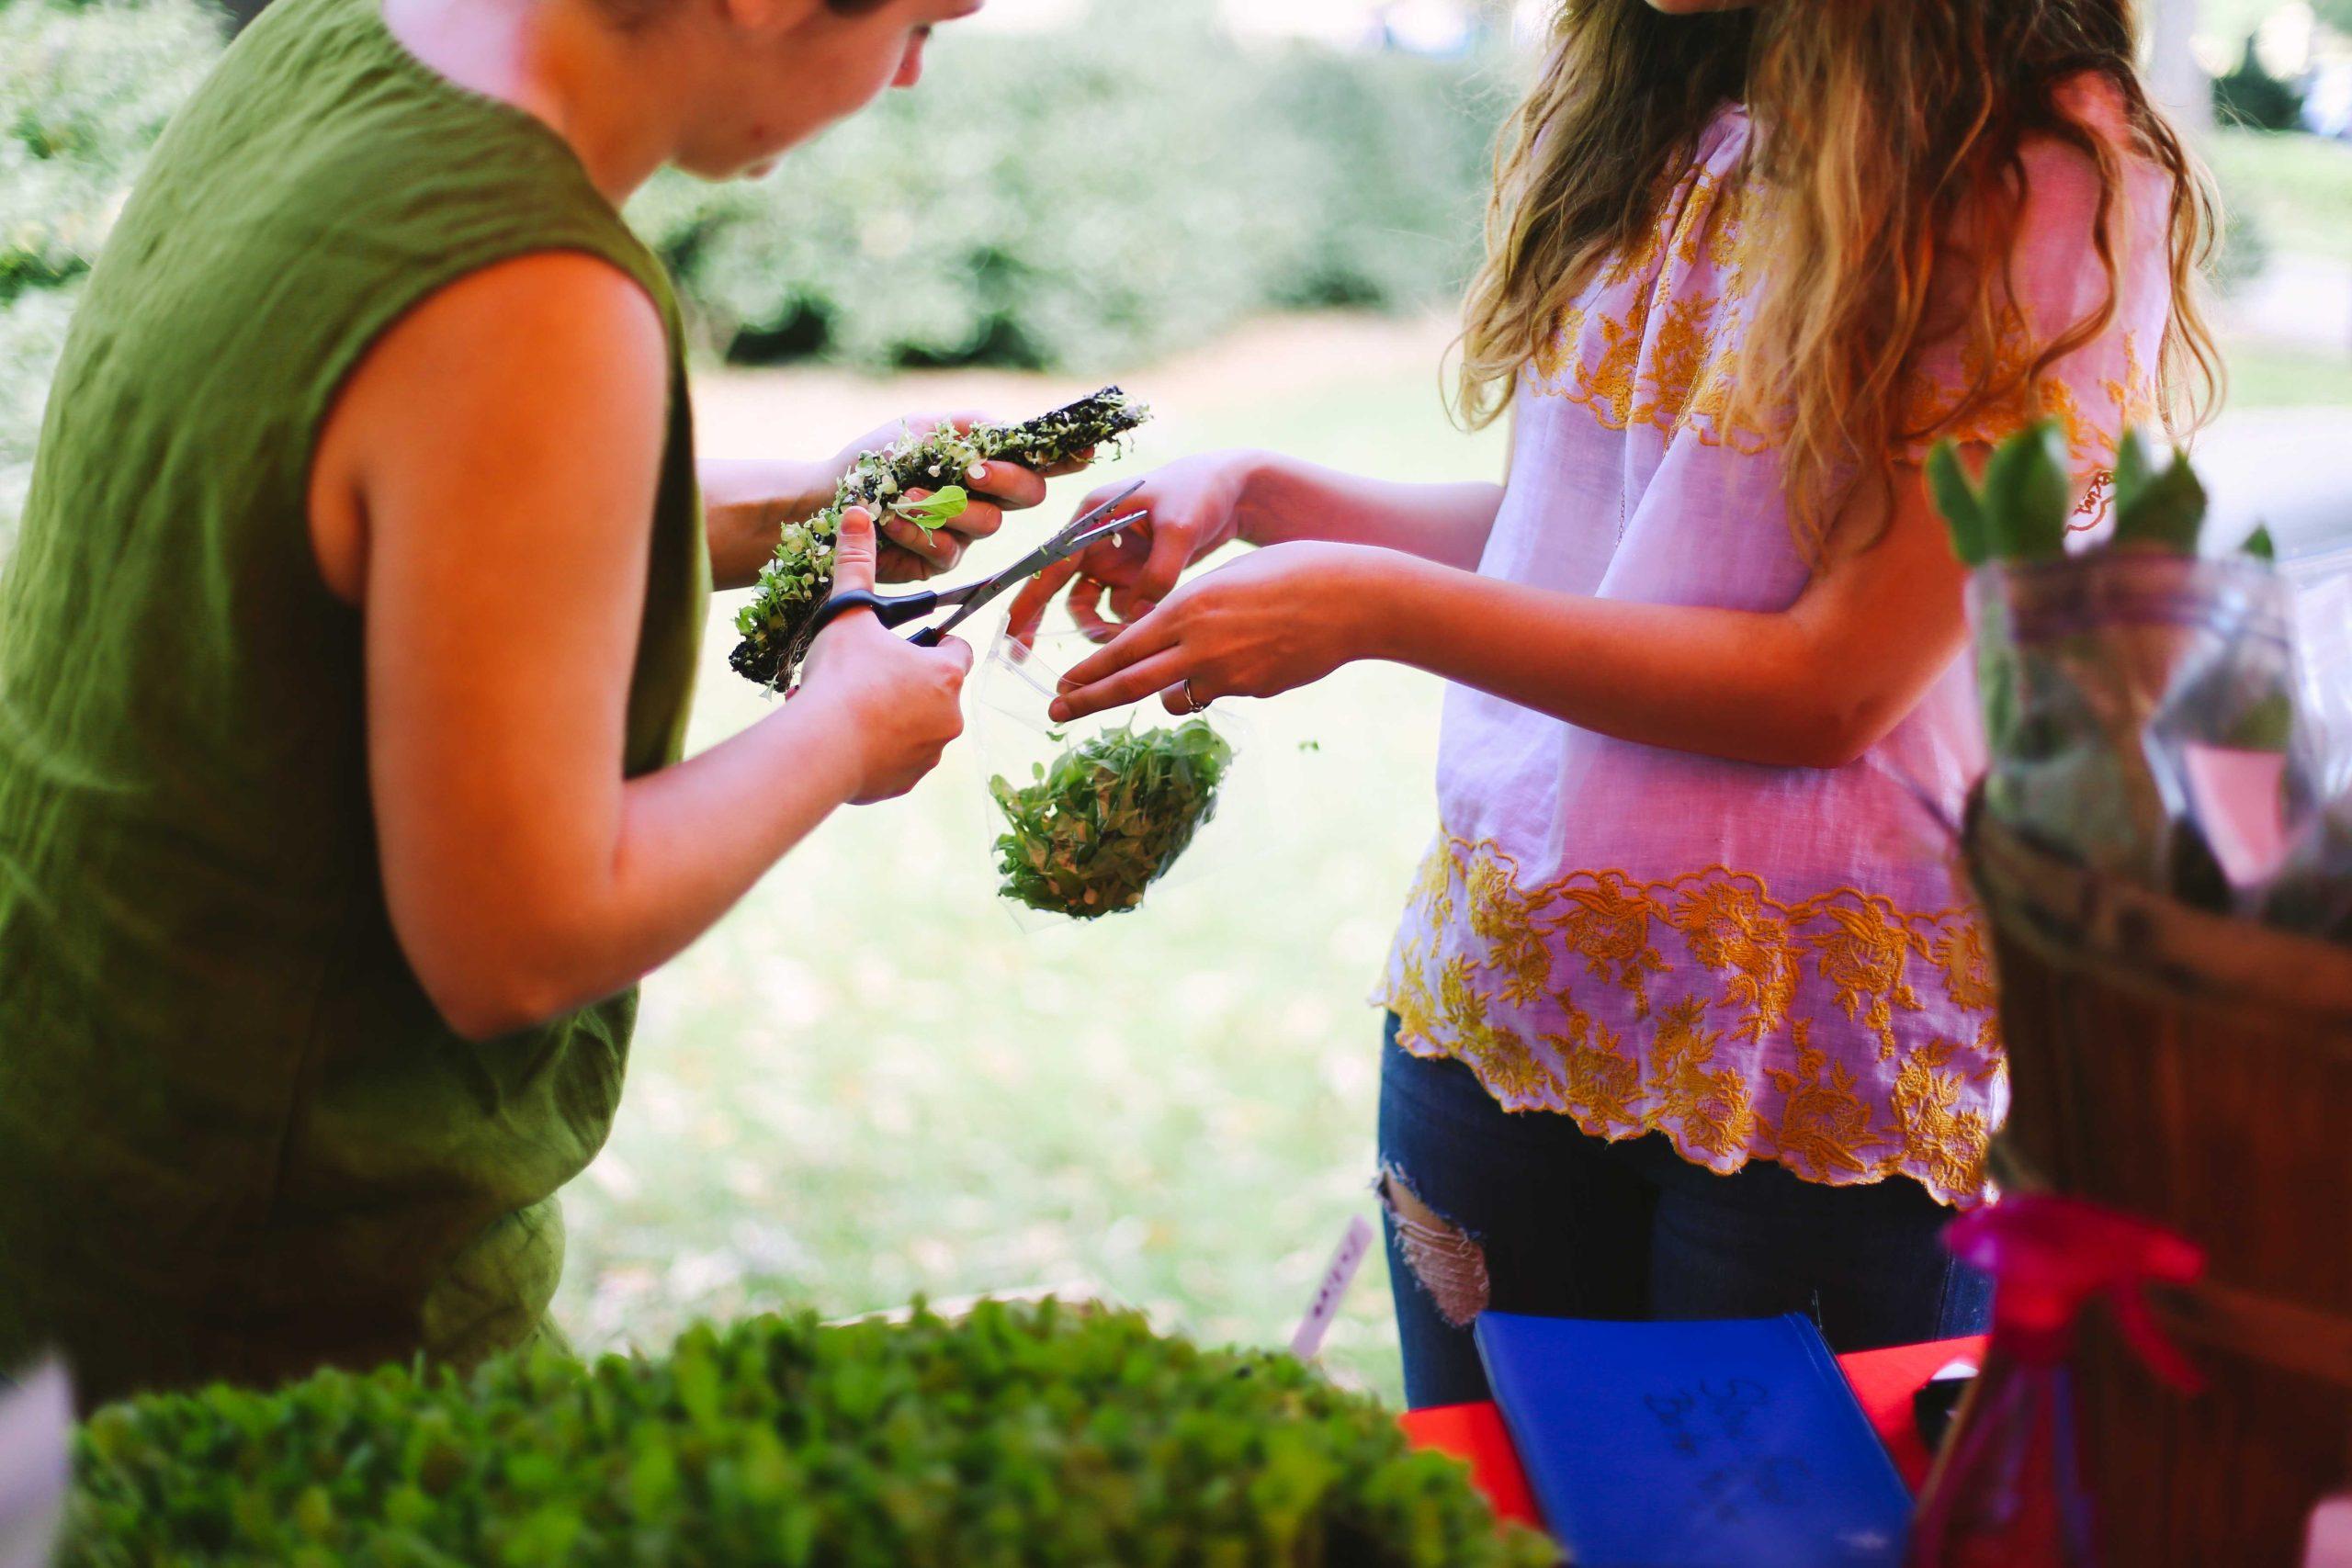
[0,0,1043,1406]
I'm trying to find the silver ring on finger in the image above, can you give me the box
[1182,679,1210,715]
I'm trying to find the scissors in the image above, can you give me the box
[804,479,1148,649]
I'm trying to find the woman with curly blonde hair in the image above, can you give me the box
[1027,0,2221,1404]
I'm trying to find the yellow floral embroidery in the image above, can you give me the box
[1389,940,1444,1047]
[2100,334,2158,433]
[1526,133,2157,486]
[1547,1009,1645,1134]
[1647,997,1757,1160]
[1377,839,2007,1203]
[1898,319,2159,508]
[1661,875,1799,1043]
[1634,293,1717,433]
[1929,920,1996,1014]
[1405,840,1457,931]
[1804,897,1928,1060]
[1888,1039,1993,1200]
[1764,1024,1883,1179]
[1552,872,1669,1021]
[1463,847,1555,1008]
[1439,954,1558,1103]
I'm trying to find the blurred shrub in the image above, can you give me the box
[2,0,225,533]
[2211,198,2272,298]
[67,1301,1554,1565]
[629,4,1505,369]
[2206,125,2352,268]
[1,0,1499,533]
[2213,36,2306,132]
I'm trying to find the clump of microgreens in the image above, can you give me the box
[729,387,1153,690]
[989,719,1236,919]
[64,1301,1555,1565]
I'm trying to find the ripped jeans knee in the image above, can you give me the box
[1377,1165,1492,1328]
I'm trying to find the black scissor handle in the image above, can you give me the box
[805,588,940,643]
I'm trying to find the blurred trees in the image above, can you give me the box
[634,5,1502,369]
[2,0,224,532]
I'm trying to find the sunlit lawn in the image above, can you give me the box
[556,314,2352,1406]
[2230,337,2352,407]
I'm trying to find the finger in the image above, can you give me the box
[1107,582,1159,624]
[963,460,1047,512]
[1006,558,1082,644]
[1038,446,1096,479]
[1049,648,1194,724]
[933,633,977,676]
[874,542,935,584]
[1062,611,1182,690]
[882,511,962,570]
[1135,532,1195,605]
[943,501,1003,541]
[1069,579,1123,644]
[833,507,878,593]
[1160,681,1205,717]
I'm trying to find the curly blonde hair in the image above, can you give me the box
[1456,0,2222,557]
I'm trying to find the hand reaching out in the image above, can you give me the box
[1005,452,1257,645]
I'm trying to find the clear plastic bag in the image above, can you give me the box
[1967,552,2313,911]
[2257,567,2352,939]
[2290,567,2352,807]
[974,624,1250,930]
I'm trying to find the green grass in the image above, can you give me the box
[2208,127,2352,267]
[2227,336,2352,407]
[556,344,1504,1405]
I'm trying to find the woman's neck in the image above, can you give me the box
[380,0,685,204]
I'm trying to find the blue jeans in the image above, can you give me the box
[1376,1018,1991,1409]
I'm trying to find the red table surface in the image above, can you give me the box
[1398,1334,1988,1532]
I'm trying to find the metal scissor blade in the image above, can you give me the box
[1040,508,1148,570]
[999,479,1148,588]
[921,480,1148,642]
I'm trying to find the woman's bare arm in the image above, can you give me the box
[1047,462,1971,771]
[321,253,967,1040]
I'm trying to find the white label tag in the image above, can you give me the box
[0,1361,72,1568]
[1290,1214,1376,1362]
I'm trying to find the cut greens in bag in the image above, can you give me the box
[977,626,1243,925]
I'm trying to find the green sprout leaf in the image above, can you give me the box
[989,720,1234,919]
[2111,435,2208,554]
[1926,440,1990,567]
[890,486,970,531]
[1978,421,2073,562]
[2112,427,2156,517]
[2245,524,2278,561]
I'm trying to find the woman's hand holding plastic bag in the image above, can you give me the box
[1038,543,1382,722]
[1006,453,1253,644]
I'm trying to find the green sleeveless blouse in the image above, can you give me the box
[0,0,708,1404]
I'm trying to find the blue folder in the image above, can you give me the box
[1474,1312,1911,1568]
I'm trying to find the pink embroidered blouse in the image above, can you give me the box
[1376,88,2174,1206]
